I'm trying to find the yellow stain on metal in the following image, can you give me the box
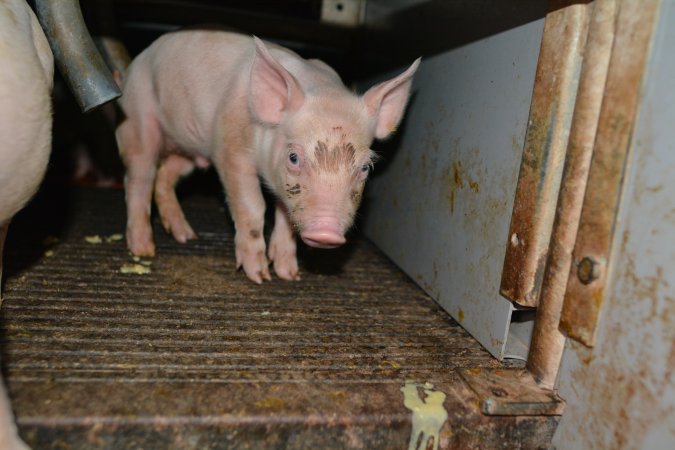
[401,382,448,450]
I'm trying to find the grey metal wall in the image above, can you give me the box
[360,3,545,357]
[553,1,675,447]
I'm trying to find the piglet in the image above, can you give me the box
[116,30,419,283]
[0,1,54,449]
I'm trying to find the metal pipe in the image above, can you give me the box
[35,0,121,112]
[526,0,617,389]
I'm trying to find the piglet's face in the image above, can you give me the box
[248,36,420,249]
[280,123,375,248]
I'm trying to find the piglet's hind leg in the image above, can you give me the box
[154,154,197,243]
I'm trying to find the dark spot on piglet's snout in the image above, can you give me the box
[250,229,261,239]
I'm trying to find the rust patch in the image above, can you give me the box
[443,161,481,214]
[453,161,464,189]
[560,252,674,450]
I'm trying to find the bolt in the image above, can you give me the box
[491,387,508,398]
[577,256,600,285]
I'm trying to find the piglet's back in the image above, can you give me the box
[132,29,345,115]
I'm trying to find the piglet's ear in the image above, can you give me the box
[249,36,305,125]
[363,58,420,140]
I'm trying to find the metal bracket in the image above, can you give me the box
[560,0,661,346]
[321,0,365,27]
[459,368,565,416]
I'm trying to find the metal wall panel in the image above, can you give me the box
[554,1,675,447]
[360,16,545,358]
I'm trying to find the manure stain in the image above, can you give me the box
[443,160,479,214]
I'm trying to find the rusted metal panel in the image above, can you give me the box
[554,1,674,447]
[559,0,661,346]
[360,4,546,359]
[500,0,591,307]
[526,0,618,388]
[459,368,565,416]
[34,0,121,112]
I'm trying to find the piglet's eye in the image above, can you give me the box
[360,164,370,173]
[289,152,299,165]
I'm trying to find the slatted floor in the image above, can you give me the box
[1,188,554,449]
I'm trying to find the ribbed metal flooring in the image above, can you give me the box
[1,188,553,449]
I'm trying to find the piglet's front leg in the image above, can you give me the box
[268,202,300,281]
[216,154,271,284]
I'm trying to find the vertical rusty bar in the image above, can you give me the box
[527,0,618,388]
[34,0,121,112]
[560,0,661,346]
[500,0,591,307]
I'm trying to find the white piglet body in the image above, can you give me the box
[0,1,54,449]
[117,29,419,283]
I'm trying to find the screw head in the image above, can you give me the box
[491,387,508,398]
[577,257,600,285]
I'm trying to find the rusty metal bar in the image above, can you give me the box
[34,0,121,112]
[526,0,618,388]
[560,0,661,346]
[499,0,591,307]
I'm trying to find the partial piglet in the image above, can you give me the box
[116,29,419,283]
[0,1,54,449]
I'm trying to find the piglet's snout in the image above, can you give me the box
[301,219,346,249]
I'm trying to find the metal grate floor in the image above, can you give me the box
[1,188,554,449]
